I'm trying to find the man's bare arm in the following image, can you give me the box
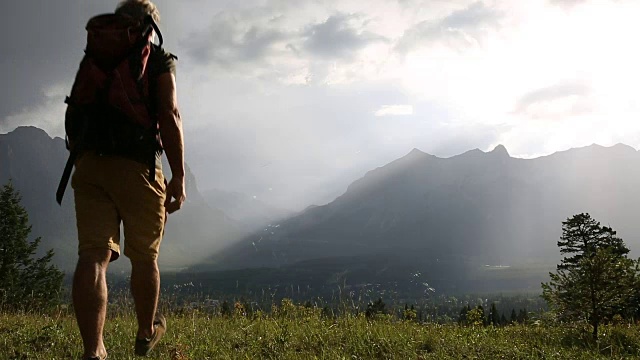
[156,72,186,213]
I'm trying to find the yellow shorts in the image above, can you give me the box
[72,152,166,262]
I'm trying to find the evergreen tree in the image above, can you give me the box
[220,300,232,317]
[488,302,500,326]
[556,213,629,270]
[402,304,417,321]
[499,313,507,326]
[542,213,638,340]
[628,269,640,322]
[466,306,485,327]
[458,305,470,325]
[478,305,487,326]
[517,308,528,324]
[416,306,424,322]
[0,181,63,310]
[510,309,517,324]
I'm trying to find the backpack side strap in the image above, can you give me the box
[56,149,78,205]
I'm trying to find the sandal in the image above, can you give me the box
[134,314,166,356]
[86,355,107,360]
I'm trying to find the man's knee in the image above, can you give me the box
[131,258,159,272]
[77,248,113,266]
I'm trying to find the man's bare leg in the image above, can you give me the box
[131,259,160,339]
[73,249,112,359]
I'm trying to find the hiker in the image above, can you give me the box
[60,1,185,358]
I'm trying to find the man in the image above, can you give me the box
[68,1,185,359]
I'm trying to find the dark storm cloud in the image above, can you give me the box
[181,12,287,67]
[396,1,503,53]
[301,13,388,59]
[0,1,114,121]
[181,10,387,70]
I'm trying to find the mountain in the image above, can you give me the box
[6,126,640,294]
[201,188,292,231]
[0,127,78,263]
[0,126,246,272]
[197,143,640,291]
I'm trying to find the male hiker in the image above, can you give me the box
[61,1,185,358]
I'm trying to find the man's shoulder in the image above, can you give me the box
[150,44,177,62]
[148,45,177,77]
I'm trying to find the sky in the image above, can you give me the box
[2,0,640,211]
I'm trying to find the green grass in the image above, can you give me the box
[1,302,639,359]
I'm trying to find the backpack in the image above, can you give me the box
[57,13,165,205]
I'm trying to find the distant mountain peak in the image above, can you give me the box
[456,148,484,158]
[563,143,638,158]
[611,143,637,152]
[7,126,51,139]
[489,144,510,157]
[404,148,429,158]
[397,148,433,162]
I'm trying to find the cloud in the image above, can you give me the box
[7,0,640,213]
[513,82,593,120]
[178,10,316,86]
[548,0,588,8]
[0,83,68,138]
[302,13,388,59]
[375,105,414,116]
[181,12,288,67]
[181,9,389,86]
[396,1,503,53]
[0,0,112,119]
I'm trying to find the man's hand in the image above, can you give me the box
[165,176,186,214]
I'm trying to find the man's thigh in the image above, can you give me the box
[72,154,122,260]
[108,160,166,262]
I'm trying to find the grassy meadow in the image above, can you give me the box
[2,299,640,360]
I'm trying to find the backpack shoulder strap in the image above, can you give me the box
[143,15,163,47]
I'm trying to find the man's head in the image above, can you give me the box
[115,0,160,23]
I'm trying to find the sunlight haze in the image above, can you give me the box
[1,0,638,211]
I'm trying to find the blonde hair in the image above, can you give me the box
[115,0,160,23]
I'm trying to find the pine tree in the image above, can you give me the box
[488,302,500,326]
[556,213,629,270]
[477,305,486,326]
[402,304,417,321]
[499,313,507,326]
[220,300,232,317]
[0,181,63,310]
[629,269,640,322]
[458,305,470,325]
[517,308,528,324]
[510,309,517,324]
[542,213,638,340]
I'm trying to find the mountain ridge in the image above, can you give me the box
[202,141,640,275]
[4,125,640,291]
